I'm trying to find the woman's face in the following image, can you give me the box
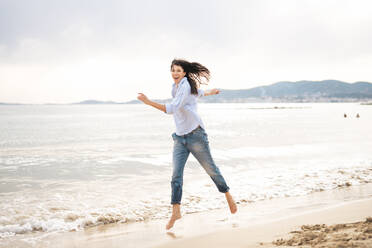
[171,64,186,83]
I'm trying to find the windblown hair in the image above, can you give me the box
[170,59,210,95]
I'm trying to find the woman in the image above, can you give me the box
[137,59,237,230]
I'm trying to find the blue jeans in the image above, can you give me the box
[170,126,230,204]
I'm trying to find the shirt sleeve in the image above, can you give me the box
[197,89,204,98]
[165,83,189,114]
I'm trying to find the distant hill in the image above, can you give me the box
[0,102,23,105]
[198,80,372,103]
[72,100,123,104]
[71,99,168,104]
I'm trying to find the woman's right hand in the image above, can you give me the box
[137,93,149,104]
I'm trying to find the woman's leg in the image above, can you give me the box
[166,204,181,230]
[187,129,237,214]
[167,133,190,230]
[170,133,190,204]
[187,129,229,193]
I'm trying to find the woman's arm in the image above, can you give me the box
[204,88,220,96]
[138,83,189,114]
[137,93,166,113]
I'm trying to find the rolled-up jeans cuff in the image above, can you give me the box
[220,187,230,193]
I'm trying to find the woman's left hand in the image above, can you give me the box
[210,89,220,95]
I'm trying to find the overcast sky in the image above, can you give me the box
[1,0,371,104]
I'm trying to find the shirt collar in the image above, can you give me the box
[173,77,187,88]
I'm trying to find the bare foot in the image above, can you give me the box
[166,231,183,239]
[166,212,181,230]
[225,192,237,214]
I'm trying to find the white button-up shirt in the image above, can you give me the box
[165,77,205,135]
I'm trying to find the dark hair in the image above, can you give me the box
[171,59,210,95]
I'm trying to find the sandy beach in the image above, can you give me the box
[155,197,372,248]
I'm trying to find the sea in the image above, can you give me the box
[1,102,371,245]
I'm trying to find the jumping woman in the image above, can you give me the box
[137,59,237,230]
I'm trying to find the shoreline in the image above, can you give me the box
[2,183,371,248]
